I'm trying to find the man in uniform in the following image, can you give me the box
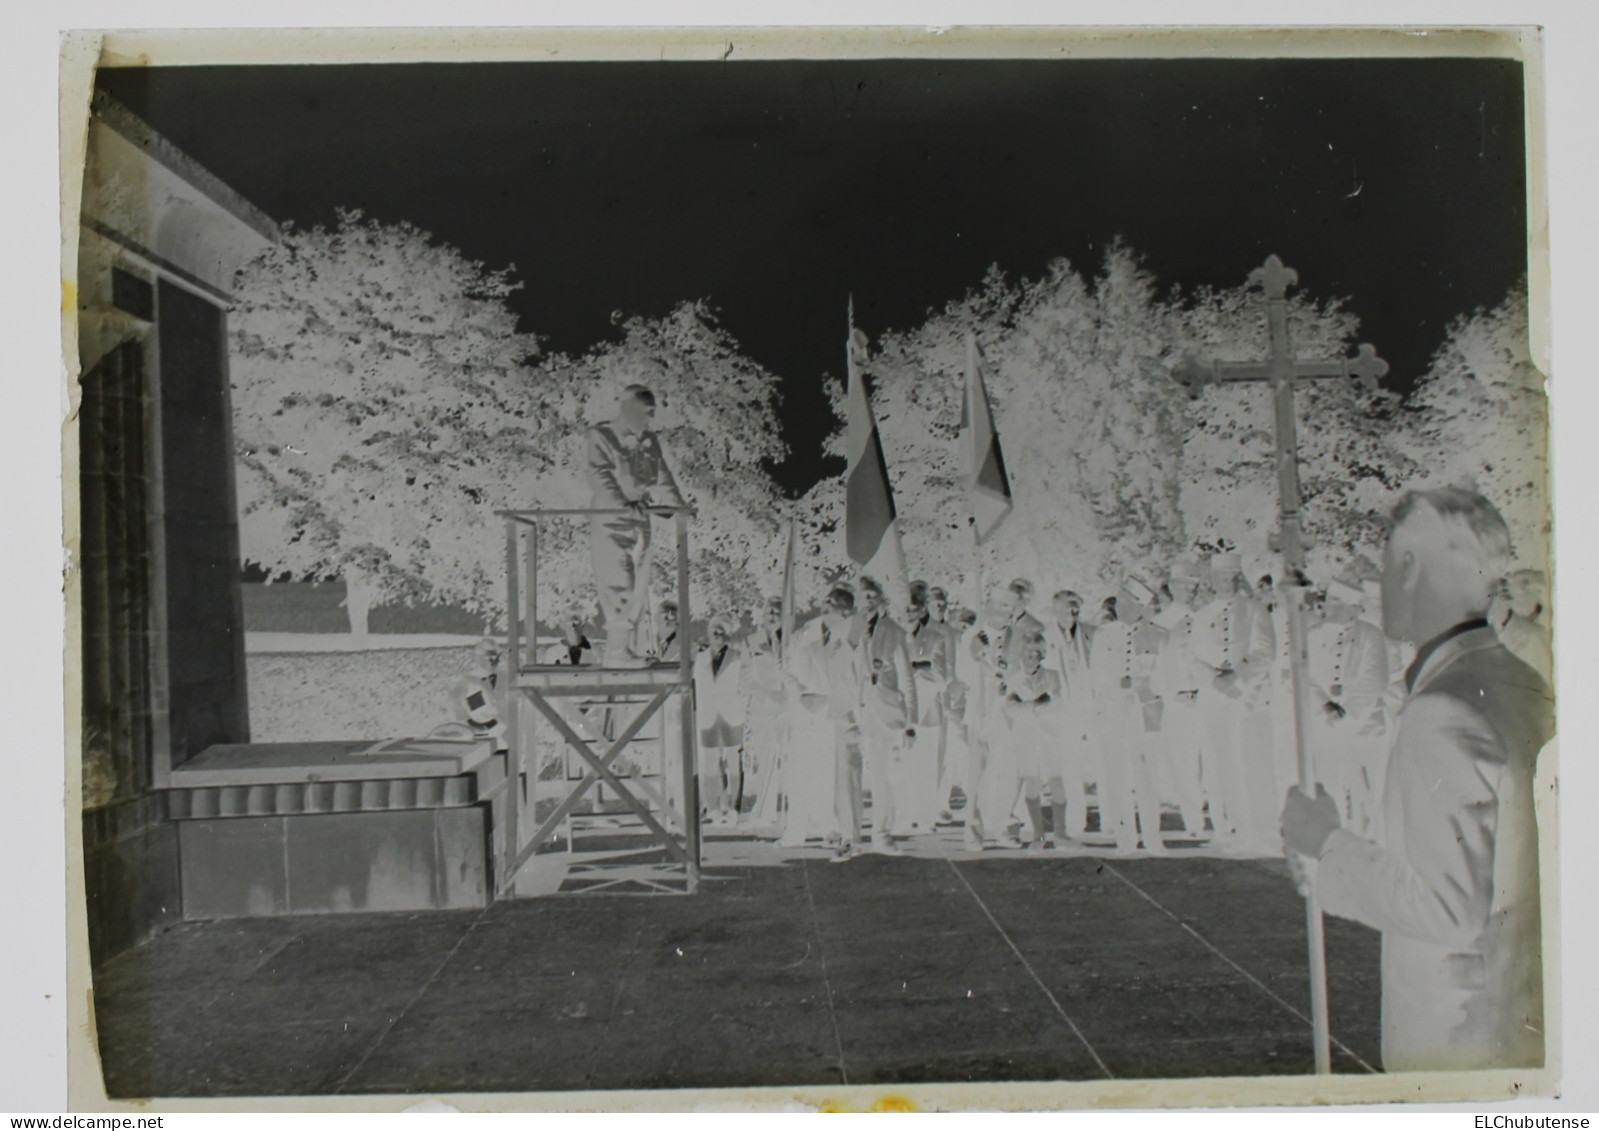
[816,585,868,862]
[449,637,509,754]
[744,597,791,829]
[1193,552,1277,852]
[1044,589,1098,840]
[1305,574,1390,833]
[1283,487,1553,1072]
[781,589,849,849]
[903,580,951,834]
[652,599,682,663]
[927,585,963,822]
[655,598,690,823]
[855,574,919,854]
[692,615,747,825]
[1089,579,1168,854]
[998,578,1047,674]
[1151,559,1211,841]
[585,384,686,665]
[946,606,986,849]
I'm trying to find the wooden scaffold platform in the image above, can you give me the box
[494,506,701,897]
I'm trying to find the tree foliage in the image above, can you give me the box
[232,213,1542,635]
[230,210,545,633]
[1388,283,1548,569]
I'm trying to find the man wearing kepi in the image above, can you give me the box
[856,574,918,854]
[585,384,686,665]
[1281,487,1554,1072]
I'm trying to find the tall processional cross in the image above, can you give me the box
[1174,254,1389,1076]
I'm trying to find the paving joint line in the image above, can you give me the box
[331,906,493,1094]
[585,922,648,1089]
[1100,861,1378,1074]
[799,859,850,1086]
[946,859,1113,1080]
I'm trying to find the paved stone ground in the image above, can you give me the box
[90,837,1381,1099]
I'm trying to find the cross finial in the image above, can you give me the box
[1248,255,1299,301]
[1347,343,1389,394]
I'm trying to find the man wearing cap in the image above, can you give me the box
[1282,487,1553,1072]
[928,585,964,823]
[901,580,950,833]
[586,384,687,666]
[655,599,689,820]
[1193,552,1277,852]
[1089,579,1168,854]
[782,588,853,851]
[811,585,869,860]
[946,605,987,849]
[449,637,509,754]
[693,614,747,825]
[654,599,682,663]
[744,597,791,830]
[970,601,1023,847]
[1044,589,1098,840]
[855,575,918,854]
[1306,575,1390,834]
[999,578,1047,675]
[1151,560,1212,841]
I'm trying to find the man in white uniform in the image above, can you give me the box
[1043,589,1098,840]
[1193,553,1277,853]
[1150,560,1211,841]
[1089,580,1168,854]
[1305,576,1390,833]
[854,575,918,855]
[903,580,950,834]
[692,615,746,825]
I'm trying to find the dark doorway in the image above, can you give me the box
[156,279,250,766]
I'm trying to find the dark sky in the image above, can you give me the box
[96,57,1527,496]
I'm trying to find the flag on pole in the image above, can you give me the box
[844,299,909,594]
[961,333,1013,544]
[778,511,797,668]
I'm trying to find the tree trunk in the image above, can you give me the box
[345,565,374,640]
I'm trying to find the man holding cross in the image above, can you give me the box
[1282,488,1553,1071]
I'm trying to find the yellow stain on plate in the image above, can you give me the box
[817,1099,851,1113]
[869,1094,919,1112]
[62,280,77,313]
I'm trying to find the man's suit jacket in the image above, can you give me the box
[584,422,684,510]
[999,609,1046,675]
[858,613,918,729]
[1315,624,1554,1071]
[692,644,747,728]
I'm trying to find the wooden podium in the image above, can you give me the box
[496,506,701,896]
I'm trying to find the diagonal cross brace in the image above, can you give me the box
[507,687,685,882]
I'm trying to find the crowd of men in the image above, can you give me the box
[551,552,1538,864]
[446,544,1549,869]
